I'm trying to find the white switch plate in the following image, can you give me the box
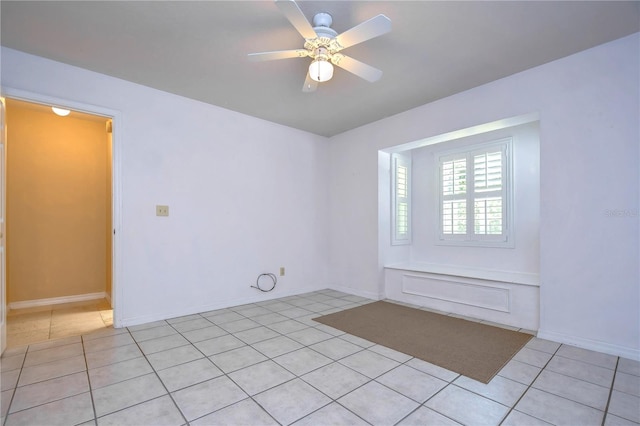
[156,205,169,216]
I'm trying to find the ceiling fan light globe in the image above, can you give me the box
[309,59,334,82]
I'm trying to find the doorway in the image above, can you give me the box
[4,97,116,348]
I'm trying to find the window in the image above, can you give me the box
[438,138,512,246]
[391,152,411,245]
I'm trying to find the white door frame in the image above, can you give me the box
[1,96,7,354]
[1,87,124,329]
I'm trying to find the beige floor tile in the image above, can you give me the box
[96,300,113,310]
[50,317,105,330]
[10,371,89,413]
[18,355,87,386]
[50,326,105,340]
[51,311,102,326]
[51,322,107,333]
[7,305,53,317]
[51,311,103,324]
[7,318,51,333]
[52,300,104,311]
[52,313,104,324]
[4,392,94,426]
[0,291,635,426]
[7,330,51,348]
[27,336,82,352]
[6,298,113,348]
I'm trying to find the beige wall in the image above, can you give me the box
[7,100,110,303]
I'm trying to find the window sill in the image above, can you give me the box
[435,238,514,249]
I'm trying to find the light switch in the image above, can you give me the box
[156,205,169,216]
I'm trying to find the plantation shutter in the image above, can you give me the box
[392,153,411,245]
[441,156,467,236]
[473,149,503,235]
[438,138,510,245]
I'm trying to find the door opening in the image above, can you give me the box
[1,93,120,350]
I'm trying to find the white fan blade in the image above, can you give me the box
[302,72,318,92]
[332,54,383,82]
[248,49,309,62]
[275,0,317,40]
[335,15,391,50]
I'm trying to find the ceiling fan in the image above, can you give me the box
[248,0,391,92]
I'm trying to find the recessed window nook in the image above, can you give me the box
[379,113,540,329]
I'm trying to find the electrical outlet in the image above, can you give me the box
[156,205,169,217]
[279,267,285,276]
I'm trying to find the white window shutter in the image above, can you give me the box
[440,155,467,237]
[391,153,411,245]
[473,148,504,235]
[438,138,512,246]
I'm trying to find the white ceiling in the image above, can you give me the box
[2,1,638,137]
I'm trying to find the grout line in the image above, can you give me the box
[6,300,112,349]
[1,349,28,426]
[169,300,314,424]
[90,327,191,425]
[498,343,562,425]
[4,292,630,426]
[241,298,373,425]
[601,357,620,426]
[2,300,112,424]
[189,308,324,418]
[131,328,190,426]
[81,334,100,425]
[10,294,324,423]
[46,308,52,341]
[169,293,374,424]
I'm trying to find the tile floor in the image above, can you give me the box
[1,290,638,425]
[5,299,113,348]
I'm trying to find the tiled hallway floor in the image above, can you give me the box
[1,290,638,425]
[5,299,113,348]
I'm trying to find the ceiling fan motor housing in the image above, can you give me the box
[312,12,333,29]
[305,13,342,59]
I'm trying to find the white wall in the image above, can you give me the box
[1,47,330,326]
[2,33,638,359]
[328,34,639,359]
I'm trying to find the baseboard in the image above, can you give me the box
[537,329,640,361]
[9,292,108,310]
[327,284,382,301]
[118,285,325,328]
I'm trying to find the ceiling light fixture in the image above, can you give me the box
[309,58,334,82]
[248,4,391,92]
[51,106,70,116]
